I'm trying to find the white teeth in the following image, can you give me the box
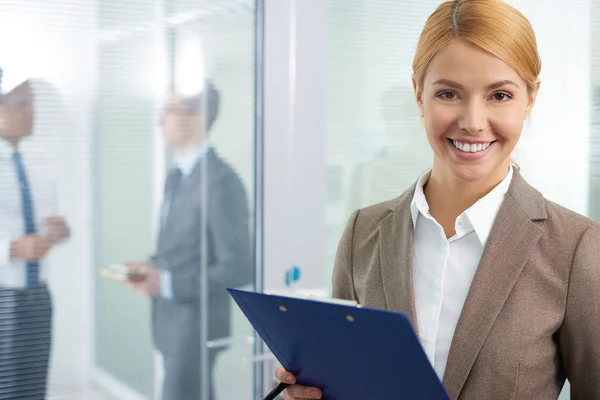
[452,140,491,153]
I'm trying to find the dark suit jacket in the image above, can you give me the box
[150,148,252,356]
[333,169,600,399]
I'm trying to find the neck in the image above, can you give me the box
[424,159,510,236]
[173,137,205,159]
[1,137,20,149]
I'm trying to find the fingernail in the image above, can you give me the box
[311,389,320,398]
[285,375,294,383]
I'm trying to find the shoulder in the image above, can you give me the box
[349,183,415,236]
[204,150,248,210]
[542,199,600,242]
[523,194,600,280]
[542,201,600,277]
[353,199,394,229]
[509,170,598,244]
[206,149,244,185]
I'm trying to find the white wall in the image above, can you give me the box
[263,0,327,294]
[0,0,97,396]
[594,0,600,87]
[512,0,591,216]
[261,0,328,394]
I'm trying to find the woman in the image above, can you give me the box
[276,0,600,399]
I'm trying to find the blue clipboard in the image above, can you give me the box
[228,288,450,400]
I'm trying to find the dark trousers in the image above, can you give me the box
[0,286,52,400]
[161,348,220,400]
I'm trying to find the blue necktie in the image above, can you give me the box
[12,150,40,290]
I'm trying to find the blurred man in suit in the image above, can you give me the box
[0,73,70,399]
[125,80,252,400]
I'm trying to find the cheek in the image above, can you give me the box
[6,115,20,132]
[424,102,456,141]
[164,119,178,133]
[489,112,525,143]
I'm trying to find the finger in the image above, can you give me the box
[132,269,149,281]
[275,366,296,384]
[44,216,62,224]
[126,280,145,290]
[125,262,144,271]
[282,391,313,400]
[137,264,148,274]
[282,391,314,400]
[285,384,322,399]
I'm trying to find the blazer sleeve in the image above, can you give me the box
[331,210,360,301]
[559,223,600,399]
[205,171,252,289]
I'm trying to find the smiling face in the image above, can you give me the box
[413,39,539,186]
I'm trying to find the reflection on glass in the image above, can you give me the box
[589,0,600,222]
[325,0,436,283]
[123,80,252,400]
[0,76,71,399]
[166,1,258,399]
[0,0,257,399]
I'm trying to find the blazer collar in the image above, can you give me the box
[176,142,211,177]
[380,168,546,399]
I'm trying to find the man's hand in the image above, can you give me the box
[10,235,53,261]
[123,262,161,298]
[43,216,70,243]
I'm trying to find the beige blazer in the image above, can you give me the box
[332,169,600,400]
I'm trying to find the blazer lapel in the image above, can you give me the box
[442,171,546,399]
[159,150,211,248]
[379,186,419,333]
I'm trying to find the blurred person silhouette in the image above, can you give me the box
[346,86,431,213]
[0,71,70,399]
[124,80,252,400]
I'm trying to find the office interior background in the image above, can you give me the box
[0,0,597,398]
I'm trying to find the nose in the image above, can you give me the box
[458,101,488,134]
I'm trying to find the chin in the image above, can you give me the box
[448,163,494,183]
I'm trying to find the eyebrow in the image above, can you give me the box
[431,79,520,90]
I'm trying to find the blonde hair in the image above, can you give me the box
[412,0,541,93]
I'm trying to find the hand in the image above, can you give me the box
[275,366,322,399]
[123,262,161,297]
[43,216,70,243]
[10,235,53,261]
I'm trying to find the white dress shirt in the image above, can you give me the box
[0,141,55,289]
[160,143,211,299]
[410,166,513,380]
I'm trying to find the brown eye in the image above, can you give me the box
[492,92,512,102]
[438,91,458,100]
